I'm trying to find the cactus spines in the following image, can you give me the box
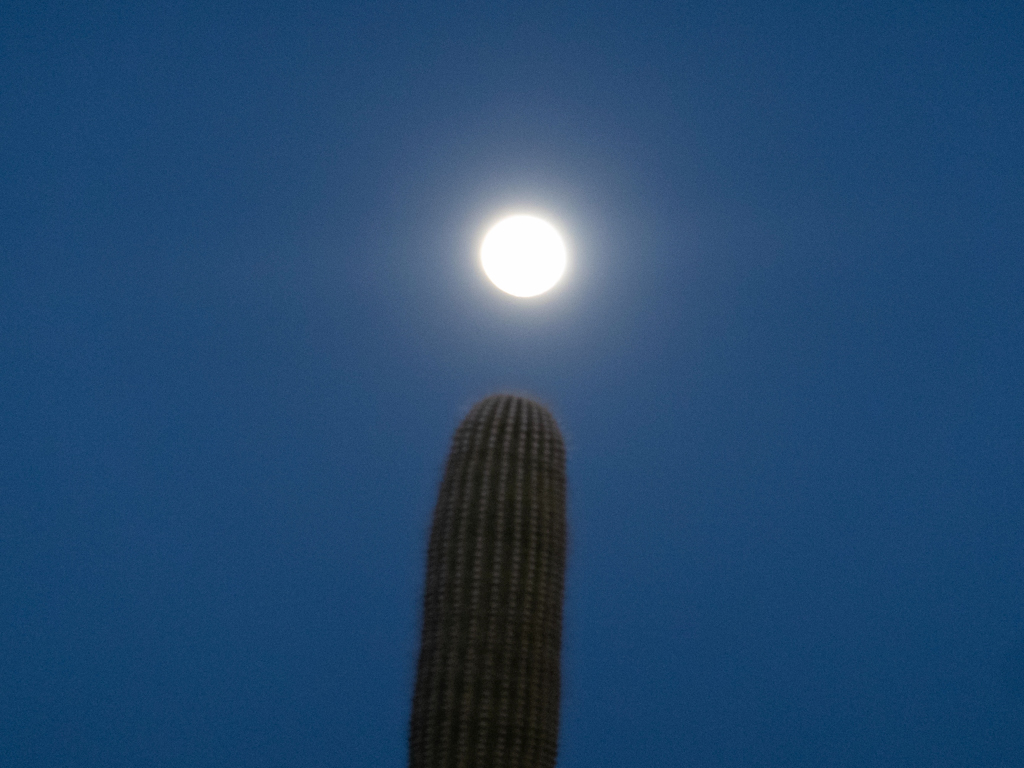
[410,394,567,768]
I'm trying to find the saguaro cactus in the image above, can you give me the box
[409,394,567,768]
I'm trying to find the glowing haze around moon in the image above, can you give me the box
[480,215,567,297]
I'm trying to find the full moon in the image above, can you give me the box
[480,215,567,297]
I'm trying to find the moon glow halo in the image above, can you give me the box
[480,215,567,298]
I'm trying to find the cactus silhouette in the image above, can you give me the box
[409,394,567,768]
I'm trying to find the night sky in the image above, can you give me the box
[3,2,1023,766]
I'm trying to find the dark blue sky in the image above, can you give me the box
[3,2,1022,766]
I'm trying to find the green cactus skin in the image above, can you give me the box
[409,394,567,768]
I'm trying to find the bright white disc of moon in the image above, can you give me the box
[480,215,567,297]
